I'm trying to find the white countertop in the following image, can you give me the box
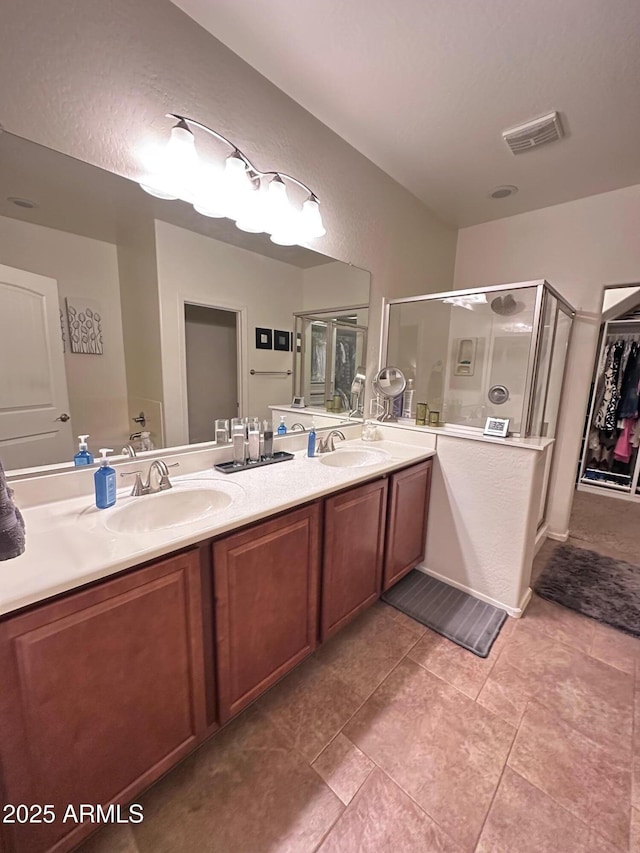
[0,439,434,618]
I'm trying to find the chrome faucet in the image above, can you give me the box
[290,423,306,432]
[120,459,179,496]
[316,430,346,454]
[121,445,137,457]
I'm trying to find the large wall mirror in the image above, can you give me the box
[0,132,370,474]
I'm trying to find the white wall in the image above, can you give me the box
[0,0,457,403]
[155,220,303,444]
[0,215,129,455]
[454,183,640,536]
[301,262,370,312]
[425,436,549,614]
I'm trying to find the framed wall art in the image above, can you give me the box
[274,329,291,352]
[255,327,273,350]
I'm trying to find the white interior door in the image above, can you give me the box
[0,263,73,470]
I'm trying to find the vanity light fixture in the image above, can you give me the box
[138,115,326,246]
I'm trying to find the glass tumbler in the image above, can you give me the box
[247,418,261,463]
[231,418,246,467]
[215,418,229,444]
[262,419,274,459]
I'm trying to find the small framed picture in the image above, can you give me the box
[255,327,272,350]
[274,329,291,352]
[484,416,510,437]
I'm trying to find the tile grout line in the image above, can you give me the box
[308,626,426,853]
[508,699,633,851]
[304,618,426,767]
[374,765,464,853]
[470,704,520,852]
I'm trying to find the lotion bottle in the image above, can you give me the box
[307,419,317,457]
[74,435,94,466]
[94,449,116,509]
[277,415,287,435]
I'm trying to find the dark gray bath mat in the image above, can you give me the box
[382,570,507,658]
[534,543,640,637]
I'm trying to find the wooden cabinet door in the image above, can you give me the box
[213,503,320,723]
[383,459,433,591]
[0,550,206,853]
[321,478,388,641]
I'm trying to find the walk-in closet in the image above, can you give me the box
[579,297,640,499]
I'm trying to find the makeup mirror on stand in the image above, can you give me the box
[372,366,406,422]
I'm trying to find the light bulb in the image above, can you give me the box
[269,227,300,246]
[299,196,326,240]
[235,186,268,233]
[264,177,292,234]
[138,121,201,202]
[139,181,179,200]
[192,165,226,217]
[219,153,253,220]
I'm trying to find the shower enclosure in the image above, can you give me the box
[383,280,574,438]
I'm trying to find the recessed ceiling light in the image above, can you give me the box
[489,185,518,199]
[7,196,39,209]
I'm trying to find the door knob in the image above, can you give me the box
[55,413,70,422]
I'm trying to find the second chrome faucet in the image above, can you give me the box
[120,459,180,497]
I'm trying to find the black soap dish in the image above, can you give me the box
[214,451,295,474]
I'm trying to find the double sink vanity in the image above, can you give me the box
[0,431,433,853]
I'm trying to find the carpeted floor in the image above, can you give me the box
[569,489,640,564]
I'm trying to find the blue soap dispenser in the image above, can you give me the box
[94,448,116,509]
[307,419,317,457]
[74,434,94,466]
[277,415,287,435]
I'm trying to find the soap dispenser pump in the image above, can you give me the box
[94,449,116,509]
[277,415,287,435]
[307,419,317,457]
[74,435,94,466]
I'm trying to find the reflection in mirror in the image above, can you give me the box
[0,132,370,474]
[293,305,368,415]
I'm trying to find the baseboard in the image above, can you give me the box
[534,523,549,554]
[415,565,531,618]
[547,529,569,542]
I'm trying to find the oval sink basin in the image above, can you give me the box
[319,448,391,468]
[105,487,234,534]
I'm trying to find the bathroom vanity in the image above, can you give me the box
[0,441,432,853]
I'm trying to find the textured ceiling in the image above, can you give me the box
[171,0,640,226]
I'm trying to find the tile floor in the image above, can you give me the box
[79,537,640,853]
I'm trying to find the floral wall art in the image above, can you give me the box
[65,297,104,355]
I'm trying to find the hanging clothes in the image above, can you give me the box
[614,417,637,464]
[618,343,640,419]
[594,340,625,431]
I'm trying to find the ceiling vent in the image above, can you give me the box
[502,112,564,155]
